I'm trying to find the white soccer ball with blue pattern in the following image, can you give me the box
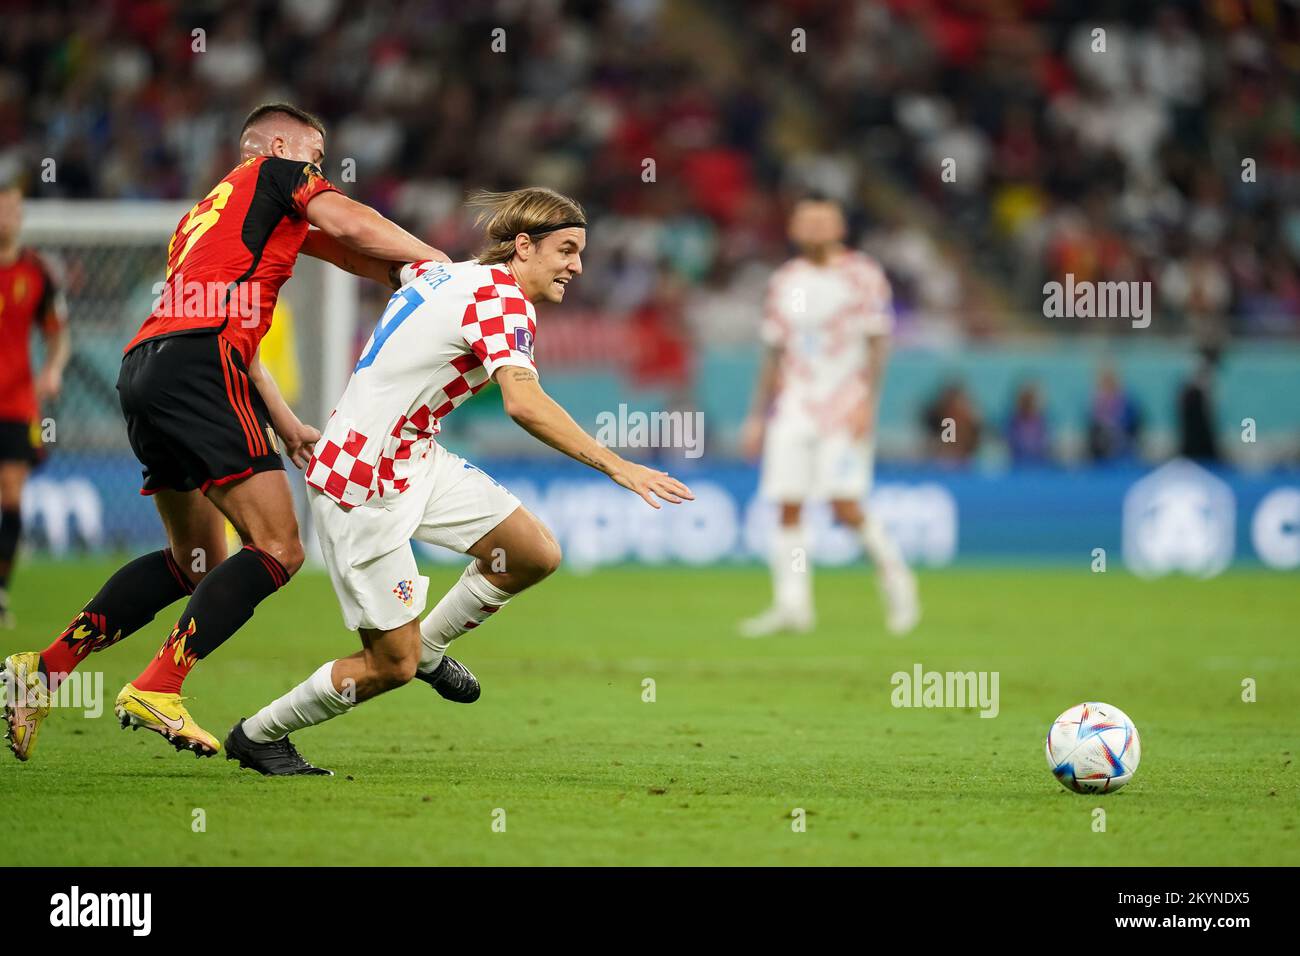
[1046,702,1141,794]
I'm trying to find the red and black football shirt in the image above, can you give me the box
[125,156,339,363]
[0,249,66,422]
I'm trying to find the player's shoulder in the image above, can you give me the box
[463,259,514,285]
[464,261,534,305]
[219,155,267,180]
[246,155,330,186]
[840,248,886,277]
[406,259,490,293]
[251,154,312,173]
[840,249,891,294]
[768,257,804,286]
[18,247,63,283]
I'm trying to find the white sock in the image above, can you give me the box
[771,524,812,615]
[418,560,512,673]
[860,517,906,577]
[242,661,354,743]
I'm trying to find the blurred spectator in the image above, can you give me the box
[923,381,982,463]
[1087,367,1143,462]
[1,0,1296,346]
[629,268,692,395]
[3,0,1299,473]
[1178,350,1221,462]
[1005,380,1052,464]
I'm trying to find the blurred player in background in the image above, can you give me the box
[739,197,919,637]
[2,103,447,762]
[0,184,70,629]
[225,187,693,775]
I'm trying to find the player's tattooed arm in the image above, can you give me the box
[576,451,613,475]
[494,366,693,508]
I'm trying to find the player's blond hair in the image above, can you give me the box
[470,187,587,265]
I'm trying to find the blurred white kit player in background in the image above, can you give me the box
[739,198,919,637]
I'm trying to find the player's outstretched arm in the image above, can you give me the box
[305,191,450,267]
[247,354,320,469]
[300,228,412,289]
[495,367,693,510]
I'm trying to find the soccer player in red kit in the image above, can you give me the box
[2,103,447,761]
[0,184,71,629]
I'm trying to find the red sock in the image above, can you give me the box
[133,620,199,695]
[41,612,110,692]
[39,550,195,692]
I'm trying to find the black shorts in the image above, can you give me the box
[0,419,44,467]
[117,333,284,495]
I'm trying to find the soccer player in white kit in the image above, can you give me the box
[224,188,693,775]
[739,198,919,638]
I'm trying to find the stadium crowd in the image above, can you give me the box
[1,0,1296,464]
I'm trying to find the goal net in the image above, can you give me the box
[18,199,361,558]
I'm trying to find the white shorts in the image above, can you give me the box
[310,443,520,631]
[758,415,874,502]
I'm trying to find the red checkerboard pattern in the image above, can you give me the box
[307,266,537,510]
[305,426,374,509]
[398,259,438,285]
[461,269,537,377]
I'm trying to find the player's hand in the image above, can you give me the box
[610,461,694,510]
[35,367,62,403]
[739,415,765,460]
[280,422,321,470]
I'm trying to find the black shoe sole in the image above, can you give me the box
[117,711,217,758]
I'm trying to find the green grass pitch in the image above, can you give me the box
[2,560,1297,866]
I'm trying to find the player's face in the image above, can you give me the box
[0,189,21,245]
[526,227,585,304]
[789,202,845,254]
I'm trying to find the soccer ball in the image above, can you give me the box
[1045,702,1141,794]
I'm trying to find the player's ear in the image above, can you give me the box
[514,233,533,261]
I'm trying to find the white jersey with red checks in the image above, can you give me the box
[761,249,894,429]
[306,260,537,510]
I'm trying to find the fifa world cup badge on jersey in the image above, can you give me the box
[393,579,415,607]
[514,327,534,359]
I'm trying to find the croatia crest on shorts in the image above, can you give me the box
[393,579,415,607]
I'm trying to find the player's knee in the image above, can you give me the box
[281,541,306,577]
[258,537,305,578]
[519,536,561,587]
[538,537,562,578]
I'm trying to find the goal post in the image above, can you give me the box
[18,199,361,558]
